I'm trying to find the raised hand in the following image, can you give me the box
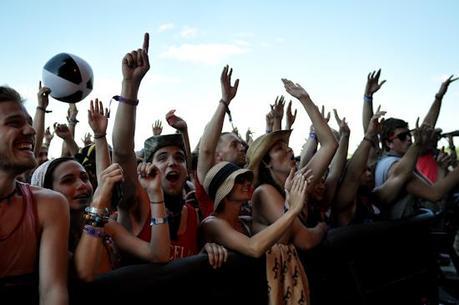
[81,132,93,147]
[285,100,297,130]
[53,123,72,140]
[137,162,162,197]
[333,109,350,138]
[265,111,274,133]
[37,81,51,109]
[270,96,285,120]
[365,69,386,97]
[92,163,124,206]
[152,120,163,136]
[245,128,253,144]
[320,105,331,123]
[282,78,309,100]
[122,33,150,86]
[166,109,187,132]
[220,65,239,104]
[44,126,54,144]
[67,103,78,124]
[87,98,109,136]
[436,75,458,99]
[365,105,386,138]
[412,118,435,149]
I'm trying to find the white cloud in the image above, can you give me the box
[233,39,251,47]
[158,23,175,32]
[180,26,198,38]
[160,43,249,64]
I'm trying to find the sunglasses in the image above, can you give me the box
[389,130,412,142]
[235,174,252,184]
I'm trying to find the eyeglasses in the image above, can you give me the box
[390,130,412,142]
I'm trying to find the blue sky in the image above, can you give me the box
[1,0,458,157]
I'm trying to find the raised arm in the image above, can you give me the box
[422,75,458,127]
[87,98,111,181]
[33,81,51,158]
[74,163,124,281]
[285,99,297,130]
[333,110,385,224]
[203,174,307,258]
[166,110,192,174]
[61,103,79,157]
[109,163,170,262]
[363,69,386,132]
[152,119,163,136]
[374,120,432,204]
[54,123,79,157]
[111,33,150,207]
[197,65,239,183]
[283,79,338,186]
[322,109,350,208]
[270,96,285,132]
[299,124,318,169]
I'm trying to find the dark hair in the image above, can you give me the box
[380,118,409,151]
[255,153,285,198]
[0,86,23,104]
[43,157,75,189]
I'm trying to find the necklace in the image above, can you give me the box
[0,186,17,203]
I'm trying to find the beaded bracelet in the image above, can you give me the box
[83,225,105,238]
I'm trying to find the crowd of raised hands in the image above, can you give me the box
[2,32,459,305]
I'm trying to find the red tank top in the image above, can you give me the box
[137,203,199,261]
[0,183,39,277]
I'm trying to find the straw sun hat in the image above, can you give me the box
[203,161,253,211]
[246,129,292,179]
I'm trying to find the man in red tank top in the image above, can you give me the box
[0,86,70,305]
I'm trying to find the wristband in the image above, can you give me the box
[363,136,375,146]
[113,95,139,106]
[150,217,169,225]
[309,132,317,140]
[36,106,52,113]
[364,95,373,103]
[94,133,106,139]
[150,200,164,204]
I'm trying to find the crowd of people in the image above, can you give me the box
[1,32,458,305]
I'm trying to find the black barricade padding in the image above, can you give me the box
[70,211,438,305]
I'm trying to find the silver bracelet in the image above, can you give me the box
[150,217,169,225]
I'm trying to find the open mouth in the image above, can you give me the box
[166,171,180,183]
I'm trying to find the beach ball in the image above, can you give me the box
[42,53,93,103]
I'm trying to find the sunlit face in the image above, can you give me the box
[268,140,295,175]
[51,160,93,210]
[0,101,36,174]
[217,133,246,167]
[387,127,412,155]
[152,146,188,196]
[227,173,253,202]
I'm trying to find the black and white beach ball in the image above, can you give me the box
[42,53,93,103]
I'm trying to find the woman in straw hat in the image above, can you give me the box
[201,161,312,304]
[246,79,337,250]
